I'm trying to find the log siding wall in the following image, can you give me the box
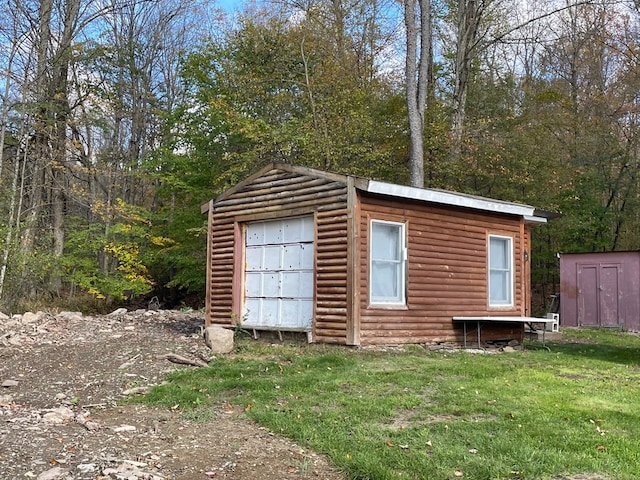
[206,168,350,343]
[205,165,539,346]
[358,194,531,345]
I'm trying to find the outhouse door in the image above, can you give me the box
[243,216,315,330]
[577,263,621,327]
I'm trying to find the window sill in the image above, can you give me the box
[368,303,408,310]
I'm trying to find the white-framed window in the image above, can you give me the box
[488,234,514,307]
[370,219,406,305]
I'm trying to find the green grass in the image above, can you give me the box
[142,329,640,479]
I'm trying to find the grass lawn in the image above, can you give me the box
[143,329,640,479]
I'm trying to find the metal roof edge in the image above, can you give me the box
[364,180,546,220]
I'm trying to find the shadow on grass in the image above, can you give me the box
[548,329,640,367]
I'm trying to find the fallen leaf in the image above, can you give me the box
[454,470,464,477]
[597,445,606,451]
[468,448,478,454]
[426,440,433,447]
[399,444,409,449]
[386,440,394,447]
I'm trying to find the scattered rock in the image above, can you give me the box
[0,311,9,321]
[21,311,41,324]
[75,412,101,431]
[112,424,137,432]
[36,466,68,480]
[76,463,96,473]
[56,311,83,322]
[42,406,75,424]
[204,325,234,354]
[0,308,344,480]
[122,386,151,396]
[102,460,165,480]
[1,379,18,388]
[108,307,128,317]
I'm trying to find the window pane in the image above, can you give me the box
[489,236,512,306]
[489,237,508,269]
[490,271,507,302]
[370,221,404,304]
[371,261,398,299]
[372,223,400,261]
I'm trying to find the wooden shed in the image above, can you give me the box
[559,251,640,331]
[202,163,551,345]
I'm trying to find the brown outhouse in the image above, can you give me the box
[560,252,640,331]
[202,163,551,345]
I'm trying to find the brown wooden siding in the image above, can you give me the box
[206,168,350,343]
[315,209,349,343]
[358,193,528,345]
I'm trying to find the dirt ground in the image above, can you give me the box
[0,309,345,480]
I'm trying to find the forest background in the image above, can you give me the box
[1,0,638,314]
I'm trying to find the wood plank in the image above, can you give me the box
[213,201,349,220]
[318,286,347,293]
[214,191,348,214]
[315,308,348,315]
[223,177,330,200]
[318,225,348,235]
[217,181,345,207]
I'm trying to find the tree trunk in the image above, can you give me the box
[404,0,431,188]
[450,0,484,163]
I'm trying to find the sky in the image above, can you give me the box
[217,0,246,13]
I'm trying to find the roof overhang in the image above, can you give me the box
[364,180,548,223]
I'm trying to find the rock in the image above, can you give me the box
[75,413,100,431]
[76,463,96,473]
[0,311,9,321]
[122,386,151,396]
[204,326,234,354]
[36,466,68,480]
[0,393,13,406]
[502,346,516,353]
[56,311,83,322]
[112,424,137,432]
[42,406,75,424]
[108,307,128,317]
[102,460,165,480]
[2,379,18,388]
[21,311,40,324]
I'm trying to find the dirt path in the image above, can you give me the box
[0,310,344,480]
